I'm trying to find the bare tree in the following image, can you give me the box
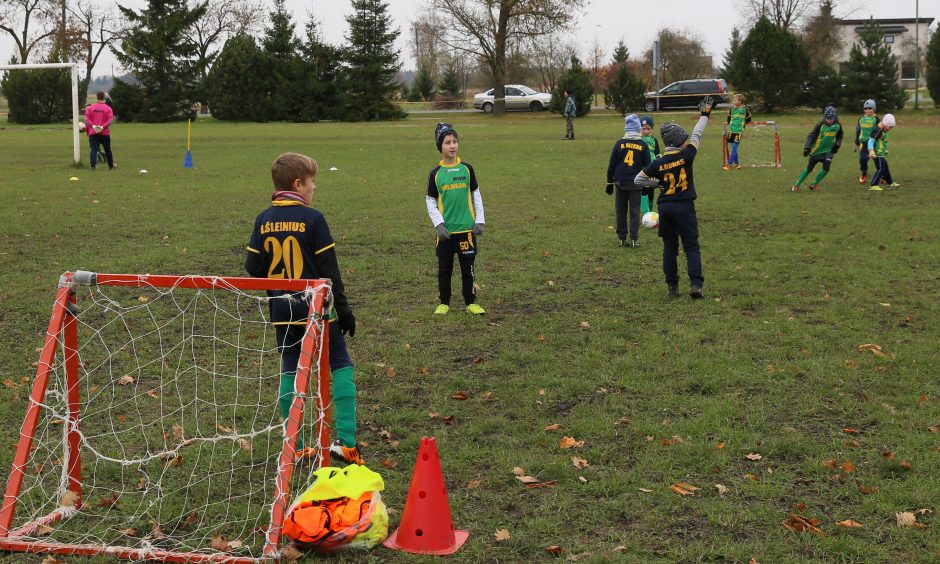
[586,35,604,93]
[426,0,586,115]
[0,0,57,62]
[189,0,264,78]
[801,0,840,68]
[642,28,711,85]
[409,9,444,75]
[738,0,814,31]
[67,0,121,94]
[526,30,576,92]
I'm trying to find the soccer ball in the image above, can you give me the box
[642,212,659,229]
[77,122,86,132]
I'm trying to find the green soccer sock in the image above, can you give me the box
[332,366,357,447]
[813,170,828,185]
[795,168,810,186]
[278,372,304,450]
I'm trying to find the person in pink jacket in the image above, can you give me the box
[84,91,114,170]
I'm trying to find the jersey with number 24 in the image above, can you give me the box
[641,145,698,203]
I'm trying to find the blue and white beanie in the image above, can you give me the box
[624,114,641,134]
[823,106,837,121]
[863,99,876,110]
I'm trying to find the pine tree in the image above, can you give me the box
[842,18,907,111]
[205,36,272,121]
[802,0,839,69]
[549,55,593,116]
[726,17,809,111]
[343,0,405,121]
[412,63,434,101]
[298,16,344,121]
[260,0,300,120]
[611,40,629,65]
[111,0,208,122]
[436,63,464,109]
[721,28,742,87]
[927,28,940,108]
[263,0,297,60]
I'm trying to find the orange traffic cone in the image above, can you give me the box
[383,437,469,555]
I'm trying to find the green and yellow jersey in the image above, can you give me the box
[726,105,752,134]
[426,158,479,233]
[868,127,889,157]
[805,121,844,157]
[855,115,880,149]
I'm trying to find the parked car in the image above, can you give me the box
[644,78,729,112]
[473,85,552,112]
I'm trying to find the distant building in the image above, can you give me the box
[834,17,935,88]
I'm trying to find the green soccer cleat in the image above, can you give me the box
[466,303,486,315]
[868,186,884,191]
[887,182,900,188]
[433,304,450,315]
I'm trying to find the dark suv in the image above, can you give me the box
[644,78,728,112]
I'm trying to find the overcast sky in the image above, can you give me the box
[1,0,934,78]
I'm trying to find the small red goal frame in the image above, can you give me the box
[0,272,334,563]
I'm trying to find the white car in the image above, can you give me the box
[473,84,552,112]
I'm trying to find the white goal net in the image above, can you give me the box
[722,121,782,168]
[0,272,334,562]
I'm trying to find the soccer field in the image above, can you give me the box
[1,109,939,562]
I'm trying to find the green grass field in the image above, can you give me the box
[1,108,939,562]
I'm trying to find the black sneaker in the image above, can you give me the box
[667,285,679,298]
[618,238,627,247]
[630,240,639,248]
[689,286,704,299]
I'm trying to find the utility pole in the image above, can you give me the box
[914,0,920,109]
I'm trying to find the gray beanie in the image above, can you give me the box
[660,122,689,148]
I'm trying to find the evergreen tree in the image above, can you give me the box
[549,55,593,117]
[411,63,434,101]
[721,28,742,86]
[298,16,344,121]
[263,0,297,60]
[205,36,272,121]
[343,0,405,121]
[261,0,300,120]
[725,17,809,111]
[0,50,72,124]
[611,40,629,65]
[842,18,907,112]
[111,0,208,122]
[927,28,940,108]
[436,63,464,109]
[801,63,844,109]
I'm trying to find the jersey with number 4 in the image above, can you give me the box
[246,200,336,324]
[642,145,698,203]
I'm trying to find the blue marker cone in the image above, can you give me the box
[183,150,193,168]
[183,119,194,168]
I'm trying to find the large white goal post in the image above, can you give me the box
[0,62,81,165]
[0,271,336,562]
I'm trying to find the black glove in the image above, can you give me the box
[435,223,450,240]
[605,183,614,195]
[700,96,715,117]
[338,310,356,337]
[472,223,484,236]
[831,148,839,155]
[803,147,810,157]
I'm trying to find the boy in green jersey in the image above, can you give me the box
[854,99,880,184]
[867,113,898,191]
[639,116,660,214]
[426,123,486,315]
[723,94,752,170]
[791,106,843,192]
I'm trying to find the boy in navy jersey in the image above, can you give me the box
[635,97,715,299]
[245,152,362,465]
[607,114,652,247]
[427,123,486,315]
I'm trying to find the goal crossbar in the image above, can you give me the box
[0,271,335,563]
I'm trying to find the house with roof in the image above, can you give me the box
[834,17,935,88]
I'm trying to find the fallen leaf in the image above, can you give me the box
[466,478,482,489]
[844,359,858,369]
[544,423,561,431]
[638,488,653,493]
[842,428,860,434]
[856,343,887,358]
[900,460,912,470]
[385,366,396,377]
[117,375,134,385]
[471,356,485,365]
[166,455,183,468]
[2,378,17,389]
[644,435,655,442]
[578,476,588,483]
[526,480,558,489]
[36,525,54,536]
[716,442,726,450]
[836,520,863,528]
[896,511,928,529]
[822,459,839,469]
[578,321,590,329]
[660,438,672,446]
[883,451,896,460]
[494,528,511,542]
[670,482,700,496]
[571,456,589,469]
[511,467,525,476]
[210,535,230,551]
[538,335,545,342]
[416,367,428,375]
[874,365,888,373]
[559,436,584,449]
[714,483,729,495]
[929,426,938,433]
[743,473,759,481]
[480,391,493,400]
[614,545,629,552]
[135,477,147,491]
[782,513,825,536]
[842,461,856,473]
[137,296,149,303]
[795,502,807,512]
[216,424,234,434]
[150,521,166,539]
[59,490,79,507]
[116,415,126,424]
[146,389,159,399]
[238,438,252,452]
[858,483,878,495]
[919,395,928,404]
[171,425,184,440]
[749,559,759,564]
[403,343,411,350]
[228,540,243,549]
[515,475,541,484]
[745,453,763,461]
[97,493,120,507]
[280,544,303,563]
[544,545,563,555]
[662,418,672,426]
[121,528,137,536]
[381,458,397,469]
[40,557,61,564]
[450,391,469,401]
[844,440,862,448]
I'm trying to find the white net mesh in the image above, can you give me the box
[723,121,781,168]
[5,277,331,560]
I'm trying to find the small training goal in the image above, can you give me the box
[721,121,782,168]
[0,271,336,562]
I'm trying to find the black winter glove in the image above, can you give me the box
[803,147,810,157]
[699,96,715,117]
[338,310,356,337]
[605,183,614,195]
[472,223,484,236]
[435,223,450,240]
